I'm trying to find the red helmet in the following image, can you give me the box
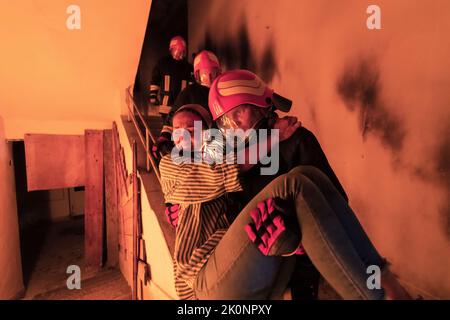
[194,50,221,74]
[193,51,221,87]
[209,70,274,121]
[169,36,186,60]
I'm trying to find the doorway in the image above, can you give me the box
[12,141,86,298]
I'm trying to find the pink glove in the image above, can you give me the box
[165,204,179,228]
[244,198,304,256]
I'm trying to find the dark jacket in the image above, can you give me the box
[160,82,211,136]
[240,126,348,204]
[150,55,193,107]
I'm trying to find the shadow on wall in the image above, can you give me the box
[202,16,278,83]
[336,58,450,240]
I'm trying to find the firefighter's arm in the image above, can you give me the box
[239,116,302,172]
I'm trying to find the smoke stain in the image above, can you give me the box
[203,16,277,83]
[337,59,450,240]
[336,60,405,153]
[435,125,450,238]
[259,37,277,83]
[442,202,450,239]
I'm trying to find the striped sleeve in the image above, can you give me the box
[159,155,243,204]
[214,162,242,194]
[159,155,241,300]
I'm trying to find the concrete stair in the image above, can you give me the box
[32,268,131,300]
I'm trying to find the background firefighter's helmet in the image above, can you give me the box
[169,36,186,60]
[193,50,221,87]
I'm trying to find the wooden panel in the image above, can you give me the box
[24,134,85,191]
[104,129,119,267]
[113,122,133,286]
[118,186,133,285]
[84,130,104,269]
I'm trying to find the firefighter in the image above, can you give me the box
[162,70,411,300]
[153,50,222,157]
[208,69,347,300]
[200,69,410,300]
[149,36,193,115]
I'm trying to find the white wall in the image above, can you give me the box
[189,0,450,298]
[0,1,151,139]
[0,0,151,298]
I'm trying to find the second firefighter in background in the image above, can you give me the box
[153,50,222,157]
[149,36,193,116]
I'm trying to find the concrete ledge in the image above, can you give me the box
[120,116,175,255]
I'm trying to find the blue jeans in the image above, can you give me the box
[194,166,386,299]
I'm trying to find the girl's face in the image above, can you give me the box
[172,111,204,149]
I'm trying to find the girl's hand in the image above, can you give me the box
[165,204,179,228]
[273,116,302,141]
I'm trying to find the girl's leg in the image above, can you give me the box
[295,167,410,299]
[194,166,384,299]
[267,258,297,300]
[294,166,385,268]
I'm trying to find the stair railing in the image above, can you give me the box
[125,86,161,184]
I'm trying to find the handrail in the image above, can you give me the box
[125,86,161,184]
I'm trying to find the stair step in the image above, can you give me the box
[31,268,131,300]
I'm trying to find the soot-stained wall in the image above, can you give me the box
[188,0,450,298]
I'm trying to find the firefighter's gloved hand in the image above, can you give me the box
[244,197,302,256]
[273,116,302,142]
[153,135,174,158]
[165,204,179,228]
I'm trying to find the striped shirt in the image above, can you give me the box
[159,155,243,299]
